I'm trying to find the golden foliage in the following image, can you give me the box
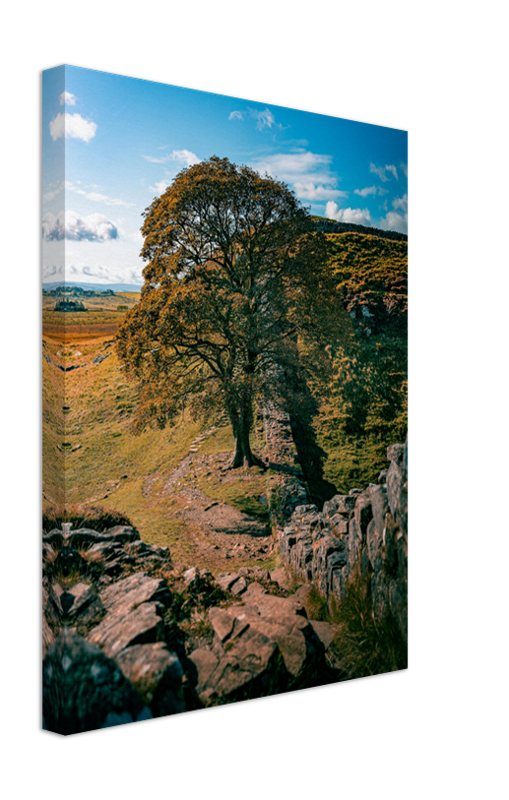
[117,157,349,467]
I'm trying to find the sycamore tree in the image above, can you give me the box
[117,156,345,468]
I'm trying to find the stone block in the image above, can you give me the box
[43,629,146,735]
[116,643,184,716]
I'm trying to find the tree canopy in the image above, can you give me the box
[117,156,346,468]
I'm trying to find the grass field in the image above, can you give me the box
[42,235,407,563]
[42,293,277,570]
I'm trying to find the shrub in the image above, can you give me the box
[331,567,407,679]
[306,584,330,621]
[42,504,133,534]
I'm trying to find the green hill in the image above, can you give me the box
[305,231,408,494]
[312,215,407,242]
[43,231,408,536]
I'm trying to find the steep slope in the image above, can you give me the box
[308,232,408,493]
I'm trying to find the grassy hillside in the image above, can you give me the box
[43,230,408,554]
[42,296,276,571]
[306,232,408,494]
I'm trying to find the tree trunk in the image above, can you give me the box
[229,399,264,469]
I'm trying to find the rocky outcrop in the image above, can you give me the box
[262,399,308,520]
[42,525,338,734]
[42,371,407,735]
[277,440,408,642]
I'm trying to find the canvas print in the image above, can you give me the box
[42,65,408,735]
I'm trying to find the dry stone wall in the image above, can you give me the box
[43,522,341,734]
[274,433,408,643]
[43,402,407,733]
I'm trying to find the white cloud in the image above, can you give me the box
[74,190,131,206]
[60,91,76,106]
[228,110,243,121]
[49,114,66,141]
[149,179,172,194]
[142,149,200,167]
[65,181,132,207]
[142,155,166,164]
[42,211,119,241]
[63,239,145,283]
[293,182,347,201]
[378,194,408,233]
[252,149,347,206]
[252,150,335,184]
[379,210,408,234]
[251,108,275,130]
[400,162,408,177]
[354,185,377,197]
[392,193,408,212]
[49,113,97,142]
[325,202,373,226]
[144,150,201,195]
[355,185,389,197]
[369,162,398,182]
[172,149,201,167]
[249,107,283,131]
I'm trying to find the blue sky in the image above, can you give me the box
[42,65,408,286]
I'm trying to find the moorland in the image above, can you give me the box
[42,227,407,573]
[42,219,408,732]
[43,226,408,571]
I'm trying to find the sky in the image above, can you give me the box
[42,65,408,286]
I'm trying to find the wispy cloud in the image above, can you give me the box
[248,107,284,131]
[65,181,132,207]
[354,185,377,197]
[370,162,398,182]
[253,149,334,184]
[43,181,63,202]
[354,185,389,197]
[252,149,344,203]
[400,162,408,177]
[42,211,118,241]
[226,106,283,131]
[142,149,201,167]
[49,113,97,142]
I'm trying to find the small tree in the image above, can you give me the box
[117,157,345,468]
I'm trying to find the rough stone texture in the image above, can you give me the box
[42,522,187,733]
[277,440,408,643]
[42,508,337,731]
[116,643,184,717]
[41,429,407,733]
[43,629,149,735]
[88,601,165,658]
[195,627,282,705]
[182,556,334,704]
[99,572,171,614]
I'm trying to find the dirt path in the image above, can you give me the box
[146,436,276,571]
[43,326,276,574]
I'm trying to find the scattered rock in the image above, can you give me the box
[43,629,146,735]
[42,431,407,734]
